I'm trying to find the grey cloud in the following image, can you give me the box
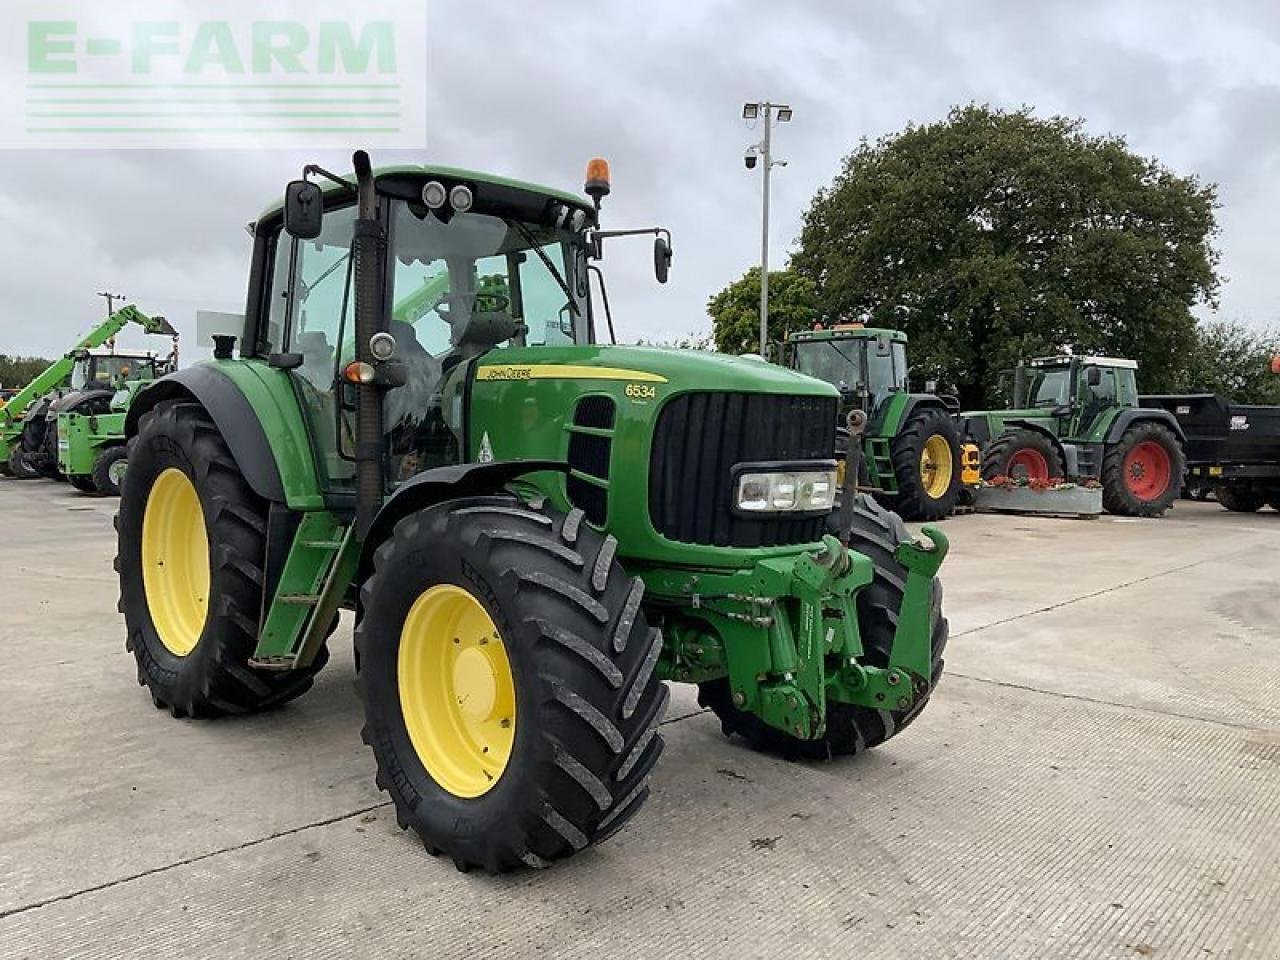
[2,0,1279,362]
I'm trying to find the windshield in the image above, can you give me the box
[1028,368,1072,407]
[71,355,150,390]
[794,339,864,392]
[388,202,589,360]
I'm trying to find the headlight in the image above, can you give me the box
[735,468,836,514]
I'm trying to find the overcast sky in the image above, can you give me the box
[2,0,1279,361]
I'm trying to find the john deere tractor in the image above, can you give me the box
[960,355,1186,516]
[786,325,975,520]
[115,153,948,873]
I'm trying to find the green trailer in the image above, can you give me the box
[114,153,949,873]
[959,355,1186,516]
[785,325,977,520]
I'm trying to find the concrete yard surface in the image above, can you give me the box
[0,478,1277,959]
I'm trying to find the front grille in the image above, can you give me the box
[649,392,837,547]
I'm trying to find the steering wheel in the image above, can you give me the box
[472,291,510,313]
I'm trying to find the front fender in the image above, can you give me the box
[357,459,570,582]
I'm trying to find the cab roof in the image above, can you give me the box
[1028,355,1138,370]
[788,326,908,344]
[256,164,591,222]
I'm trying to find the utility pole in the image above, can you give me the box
[742,101,792,359]
[97,291,125,351]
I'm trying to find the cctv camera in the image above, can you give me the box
[744,153,758,170]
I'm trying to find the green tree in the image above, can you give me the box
[707,266,819,355]
[792,104,1221,407]
[635,331,717,350]
[1172,320,1280,404]
[0,354,53,390]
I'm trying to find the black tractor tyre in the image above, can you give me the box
[885,406,963,521]
[1101,422,1185,518]
[116,399,330,718]
[356,494,667,873]
[92,446,130,496]
[7,447,40,479]
[69,474,99,493]
[981,428,1065,481]
[1215,483,1266,513]
[699,494,947,760]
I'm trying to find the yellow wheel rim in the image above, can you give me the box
[919,434,954,500]
[141,468,210,657]
[398,584,516,798]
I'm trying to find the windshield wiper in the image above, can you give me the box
[509,221,580,317]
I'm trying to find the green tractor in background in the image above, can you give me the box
[1,306,176,478]
[786,324,977,521]
[959,355,1186,516]
[114,152,949,873]
[57,345,178,495]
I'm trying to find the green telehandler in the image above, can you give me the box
[785,324,978,521]
[57,347,178,495]
[959,355,1186,516]
[114,153,949,873]
[1,305,177,479]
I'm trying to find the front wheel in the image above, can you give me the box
[982,428,1065,481]
[8,447,40,479]
[92,446,129,496]
[356,495,667,873]
[1101,422,1184,517]
[700,494,947,760]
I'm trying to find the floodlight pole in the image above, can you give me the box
[744,101,789,359]
[759,103,772,360]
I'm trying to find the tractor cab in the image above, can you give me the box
[787,324,907,421]
[69,349,172,394]
[1012,356,1140,437]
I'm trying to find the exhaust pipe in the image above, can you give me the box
[351,150,385,538]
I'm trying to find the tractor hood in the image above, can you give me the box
[473,345,838,397]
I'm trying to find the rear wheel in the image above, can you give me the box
[116,400,329,717]
[886,406,962,520]
[982,428,1064,481]
[356,495,667,872]
[1215,483,1266,513]
[92,446,129,496]
[699,494,947,760]
[1101,422,1184,517]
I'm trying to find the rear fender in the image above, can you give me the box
[126,366,289,503]
[1103,408,1186,445]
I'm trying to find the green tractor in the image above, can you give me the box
[786,325,975,521]
[115,153,948,873]
[1,305,177,480]
[58,347,177,495]
[959,355,1186,516]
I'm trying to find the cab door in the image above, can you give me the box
[269,204,358,491]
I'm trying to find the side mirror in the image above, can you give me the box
[653,236,672,284]
[284,180,323,240]
[925,379,938,394]
[1086,367,1101,387]
[875,335,891,357]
